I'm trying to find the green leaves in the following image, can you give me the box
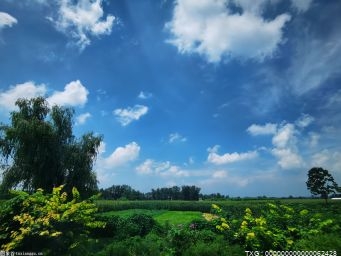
[306,167,339,202]
[0,97,102,197]
[0,186,104,253]
[208,202,338,251]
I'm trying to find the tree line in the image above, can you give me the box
[100,185,202,201]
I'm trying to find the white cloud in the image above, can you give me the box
[136,159,189,177]
[247,123,277,136]
[0,12,17,29]
[311,150,341,177]
[101,142,140,169]
[0,82,47,111]
[271,147,303,169]
[166,0,291,63]
[250,115,315,170]
[138,91,152,100]
[290,0,313,12]
[207,145,257,165]
[169,132,187,143]
[76,112,91,125]
[52,0,115,50]
[272,123,296,148]
[295,113,314,128]
[113,105,148,126]
[47,80,89,107]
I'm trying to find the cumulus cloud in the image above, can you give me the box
[100,142,140,169]
[51,0,115,50]
[247,123,277,136]
[76,112,91,125]
[47,80,89,107]
[169,133,187,143]
[166,0,291,63]
[113,105,148,126]
[136,159,189,177]
[0,80,89,114]
[207,145,257,165]
[250,115,315,170]
[0,12,17,30]
[0,82,47,112]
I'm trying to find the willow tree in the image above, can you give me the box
[0,97,102,197]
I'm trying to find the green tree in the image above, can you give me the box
[0,97,102,197]
[306,167,339,203]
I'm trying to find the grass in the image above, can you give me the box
[98,209,203,225]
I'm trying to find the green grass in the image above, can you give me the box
[98,209,203,225]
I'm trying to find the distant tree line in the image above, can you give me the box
[100,185,201,201]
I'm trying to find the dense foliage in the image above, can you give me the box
[0,97,102,197]
[0,186,103,254]
[100,185,201,201]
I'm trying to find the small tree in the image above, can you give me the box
[306,167,339,203]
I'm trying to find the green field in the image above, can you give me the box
[99,209,203,225]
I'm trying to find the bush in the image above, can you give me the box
[0,186,103,254]
[207,203,339,251]
[96,235,166,256]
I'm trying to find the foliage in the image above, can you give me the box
[91,213,156,240]
[208,203,339,251]
[306,167,339,202]
[96,234,169,256]
[0,97,102,197]
[100,184,145,200]
[0,185,104,254]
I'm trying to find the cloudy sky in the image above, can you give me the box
[1,0,340,197]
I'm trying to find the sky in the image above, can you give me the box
[0,0,340,197]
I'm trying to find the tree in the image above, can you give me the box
[0,97,102,197]
[306,167,339,203]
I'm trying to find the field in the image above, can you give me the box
[1,197,340,255]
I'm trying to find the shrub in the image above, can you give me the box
[207,203,338,251]
[96,235,165,256]
[0,186,104,254]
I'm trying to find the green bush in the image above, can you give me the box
[0,186,103,254]
[183,237,244,256]
[96,235,166,256]
[207,203,339,251]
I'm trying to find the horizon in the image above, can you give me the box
[0,0,340,197]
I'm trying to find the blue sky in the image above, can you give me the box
[0,0,340,197]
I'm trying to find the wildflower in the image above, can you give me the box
[246,232,255,240]
[221,222,229,229]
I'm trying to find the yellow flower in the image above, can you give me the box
[221,222,229,229]
[246,232,255,240]
[203,213,218,221]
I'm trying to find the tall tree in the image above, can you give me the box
[306,167,339,203]
[0,97,102,197]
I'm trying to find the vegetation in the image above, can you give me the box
[0,186,103,254]
[0,97,102,197]
[100,185,201,201]
[0,187,340,255]
[306,167,340,203]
